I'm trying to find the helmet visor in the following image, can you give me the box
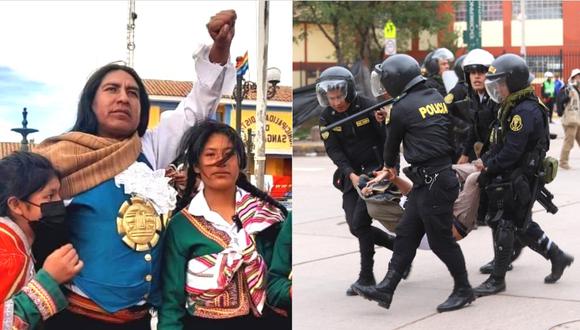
[484,76,508,104]
[433,48,455,62]
[316,80,348,107]
[370,70,387,97]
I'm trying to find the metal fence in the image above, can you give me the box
[523,49,580,81]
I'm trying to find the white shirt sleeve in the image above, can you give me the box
[141,44,236,170]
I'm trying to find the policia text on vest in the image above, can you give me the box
[418,102,448,119]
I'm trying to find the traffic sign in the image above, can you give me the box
[383,20,396,39]
[384,38,397,55]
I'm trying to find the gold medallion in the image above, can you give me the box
[116,196,168,251]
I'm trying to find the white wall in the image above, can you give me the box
[454,21,503,48]
[511,19,563,46]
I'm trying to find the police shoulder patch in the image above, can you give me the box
[320,126,329,140]
[510,114,523,132]
[444,93,454,104]
[355,118,370,127]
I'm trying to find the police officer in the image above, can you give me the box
[317,66,396,296]
[458,49,525,272]
[354,54,475,313]
[424,48,455,96]
[473,54,574,296]
[457,49,497,163]
[444,54,472,161]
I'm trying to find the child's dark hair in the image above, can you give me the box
[0,152,60,217]
[174,120,288,217]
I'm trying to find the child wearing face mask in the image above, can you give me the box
[0,152,83,329]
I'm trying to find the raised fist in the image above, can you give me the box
[207,10,236,53]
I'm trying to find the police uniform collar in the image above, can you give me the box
[478,92,487,103]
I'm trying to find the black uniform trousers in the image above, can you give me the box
[484,171,552,259]
[389,169,469,287]
[488,213,550,259]
[342,182,394,279]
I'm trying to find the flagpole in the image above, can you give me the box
[255,0,269,191]
[234,52,249,133]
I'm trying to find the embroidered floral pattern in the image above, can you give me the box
[21,280,56,320]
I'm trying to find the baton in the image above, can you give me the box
[320,93,406,133]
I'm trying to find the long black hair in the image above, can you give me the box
[0,152,60,217]
[71,63,150,137]
[174,120,288,217]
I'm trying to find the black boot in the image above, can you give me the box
[436,286,475,313]
[402,263,412,280]
[372,227,395,251]
[349,234,376,296]
[473,276,506,297]
[544,244,574,284]
[480,238,523,273]
[479,260,513,274]
[352,269,402,309]
[475,222,513,297]
[346,276,375,296]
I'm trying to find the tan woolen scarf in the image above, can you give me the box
[36,132,141,199]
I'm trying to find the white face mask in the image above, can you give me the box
[485,76,508,104]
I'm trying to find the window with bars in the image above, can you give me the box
[455,1,503,22]
[525,55,562,77]
[512,0,562,19]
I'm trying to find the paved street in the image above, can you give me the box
[293,120,580,330]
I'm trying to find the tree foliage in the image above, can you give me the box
[294,1,457,66]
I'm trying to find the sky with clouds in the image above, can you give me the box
[0,0,292,143]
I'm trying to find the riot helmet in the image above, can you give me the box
[421,51,433,77]
[315,66,357,108]
[453,54,467,82]
[485,53,534,103]
[371,54,425,98]
[424,48,455,76]
[462,49,494,79]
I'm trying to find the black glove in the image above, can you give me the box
[477,169,491,187]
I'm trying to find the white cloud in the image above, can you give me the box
[0,0,292,142]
